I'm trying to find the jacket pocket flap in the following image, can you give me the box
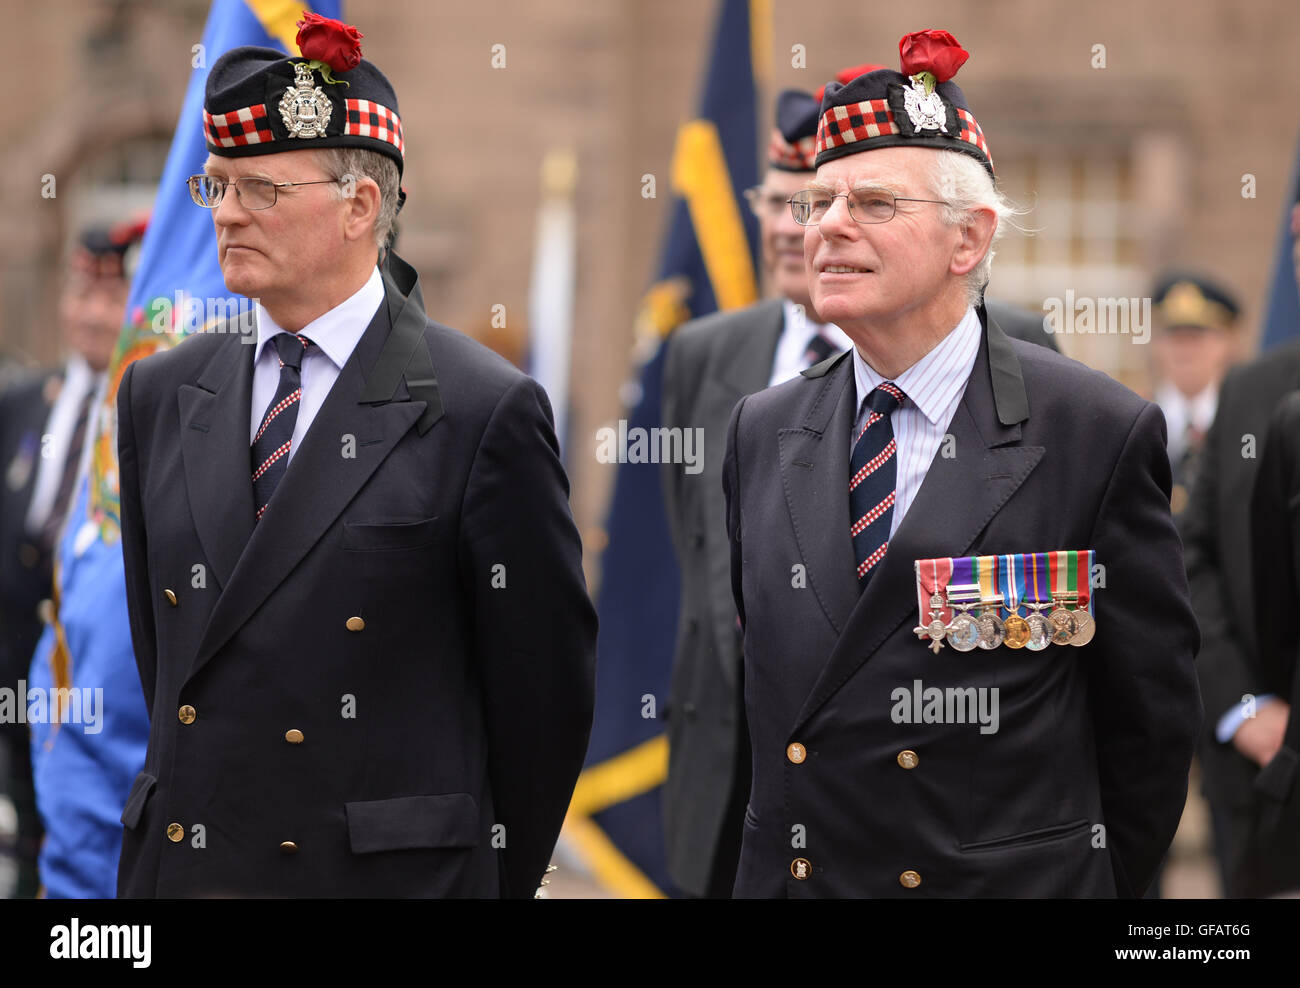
[1254,744,1299,803]
[341,516,439,551]
[120,771,157,830]
[346,793,480,853]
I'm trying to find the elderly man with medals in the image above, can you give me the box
[722,30,1201,897]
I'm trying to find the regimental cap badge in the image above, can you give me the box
[902,72,950,134]
[280,62,333,140]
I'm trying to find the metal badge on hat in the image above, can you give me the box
[281,63,332,139]
[902,71,949,134]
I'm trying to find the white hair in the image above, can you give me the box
[314,147,401,250]
[925,150,1025,307]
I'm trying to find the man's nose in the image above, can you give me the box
[213,185,249,225]
[818,195,857,237]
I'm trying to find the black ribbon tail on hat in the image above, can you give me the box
[363,250,443,435]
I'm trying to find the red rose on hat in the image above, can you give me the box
[898,30,969,83]
[295,12,364,74]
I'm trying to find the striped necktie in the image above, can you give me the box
[803,330,839,368]
[849,381,905,588]
[251,332,312,520]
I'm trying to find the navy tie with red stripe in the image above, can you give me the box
[849,381,905,588]
[251,332,312,520]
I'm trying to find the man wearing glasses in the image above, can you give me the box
[114,23,595,898]
[660,84,854,900]
[722,32,1201,897]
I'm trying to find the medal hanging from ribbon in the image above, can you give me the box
[913,549,1098,652]
[913,556,954,653]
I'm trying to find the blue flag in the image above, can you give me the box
[28,0,340,899]
[1262,127,1300,350]
[567,0,761,897]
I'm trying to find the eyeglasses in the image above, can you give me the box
[743,186,798,217]
[788,187,949,226]
[187,174,338,211]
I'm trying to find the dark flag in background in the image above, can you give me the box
[1262,127,1300,350]
[565,0,763,897]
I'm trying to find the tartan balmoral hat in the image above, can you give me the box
[768,90,821,172]
[814,30,992,177]
[203,15,404,176]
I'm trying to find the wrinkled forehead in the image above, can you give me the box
[809,146,936,193]
[202,148,323,180]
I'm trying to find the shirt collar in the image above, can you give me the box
[253,266,385,370]
[780,298,853,350]
[852,306,982,425]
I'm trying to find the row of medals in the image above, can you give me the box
[914,582,1095,654]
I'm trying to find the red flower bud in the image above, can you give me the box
[295,12,364,74]
[898,30,969,83]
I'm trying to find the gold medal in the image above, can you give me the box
[1003,614,1030,649]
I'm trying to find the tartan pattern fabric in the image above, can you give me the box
[344,99,404,155]
[814,100,991,170]
[768,128,816,171]
[815,99,897,157]
[251,333,312,520]
[849,382,906,586]
[204,104,273,148]
[955,108,992,168]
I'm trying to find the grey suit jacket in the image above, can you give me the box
[660,297,783,896]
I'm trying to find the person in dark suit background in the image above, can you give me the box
[1182,210,1300,897]
[1148,273,1240,521]
[1246,388,1300,894]
[115,21,594,898]
[0,223,143,897]
[661,83,856,899]
[722,34,1200,897]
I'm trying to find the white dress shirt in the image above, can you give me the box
[768,299,854,387]
[25,353,105,536]
[851,306,982,537]
[249,266,385,461]
[1155,381,1217,465]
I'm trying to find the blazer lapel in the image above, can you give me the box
[791,309,1044,731]
[178,310,257,590]
[777,352,861,637]
[188,259,439,679]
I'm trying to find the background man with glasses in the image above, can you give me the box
[114,19,596,898]
[660,80,855,900]
[722,31,1201,897]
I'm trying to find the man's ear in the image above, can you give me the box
[950,206,997,277]
[340,174,383,245]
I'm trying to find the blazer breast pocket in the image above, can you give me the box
[341,516,440,552]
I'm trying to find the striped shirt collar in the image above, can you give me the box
[851,306,982,424]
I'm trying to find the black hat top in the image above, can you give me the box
[202,15,403,176]
[813,31,992,177]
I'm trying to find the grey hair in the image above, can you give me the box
[926,150,1024,307]
[314,147,400,250]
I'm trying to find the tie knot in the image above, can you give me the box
[272,332,312,371]
[867,381,905,414]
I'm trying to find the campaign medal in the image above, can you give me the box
[1023,553,1053,651]
[1000,554,1029,649]
[913,557,953,653]
[1070,549,1096,646]
[281,62,333,139]
[973,555,1004,649]
[1049,593,1077,645]
[945,574,982,653]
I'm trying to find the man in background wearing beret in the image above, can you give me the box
[1,222,145,897]
[661,82,854,899]
[723,31,1201,897]
[115,16,595,898]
